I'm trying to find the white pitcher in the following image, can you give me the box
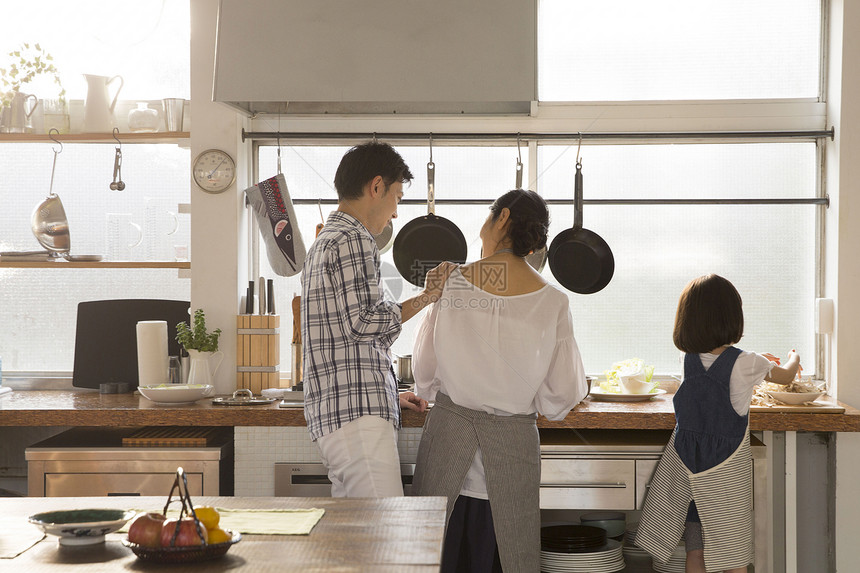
[8,92,38,133]
[186,349,224,386]
[83,74,124,132]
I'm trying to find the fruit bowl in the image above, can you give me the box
[29,508,137,546]
[122,530,242,563]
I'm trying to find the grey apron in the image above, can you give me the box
[412,393,540,573]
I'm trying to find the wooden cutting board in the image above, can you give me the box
[750,396,845,414]
[122,427,220,447]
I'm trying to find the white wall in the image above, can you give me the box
[827,1,860,571]
[189,0,250,395]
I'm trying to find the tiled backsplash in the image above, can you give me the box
[234,426,424,496]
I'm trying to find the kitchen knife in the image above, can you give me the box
[267,279,275,314]
[259,276,266,315]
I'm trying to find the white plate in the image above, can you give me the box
[765,390,824,405]
[138,384,214,404]
[29,508,137,546]
[588,388,667,402]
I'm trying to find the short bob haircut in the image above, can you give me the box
[334,142,413,201]
[673,274,744,354]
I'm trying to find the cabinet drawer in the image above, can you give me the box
[44,472,203,497]
[540,459,635,510]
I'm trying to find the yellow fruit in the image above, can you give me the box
[207,527,232,544]
[193,506,220,530]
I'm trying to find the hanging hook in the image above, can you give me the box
[317,198,324,224]
[576,132,582,167]
[110,128,125,191]
[276,133,282,175]
[48,129,62,197]
[428,133,433,163]
[48,128,63,155]
[515,134,524,189]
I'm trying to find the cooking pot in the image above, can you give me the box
[394,354,413,382]
[547,160,614,294]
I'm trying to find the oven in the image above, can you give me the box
[274,463,415,496]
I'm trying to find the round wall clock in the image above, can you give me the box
[192,149,236,193]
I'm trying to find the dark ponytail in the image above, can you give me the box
[489,189,550,257]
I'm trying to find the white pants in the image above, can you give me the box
[316,415,404,497]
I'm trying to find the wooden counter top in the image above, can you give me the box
[2,389,859,431]
[0,495,446,571]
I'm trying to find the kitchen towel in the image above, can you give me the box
[215,508,325,535]
[244,173,306,277]
[136,320,169,385]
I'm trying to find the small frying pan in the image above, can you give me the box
[548,160,614,294]
[393,159,467,287]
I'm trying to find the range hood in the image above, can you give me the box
[213,0,536,116]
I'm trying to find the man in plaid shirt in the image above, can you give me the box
[301,142,455,497]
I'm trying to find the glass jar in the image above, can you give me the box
[128,102,159,133]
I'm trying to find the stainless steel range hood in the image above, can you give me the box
[213,0,536,116]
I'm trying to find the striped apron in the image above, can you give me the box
[635,349,754,572]
[412,393,541,573]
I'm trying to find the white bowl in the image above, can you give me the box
[138,384,214,404]
[617,375,655,395]
[766,391,824,405]
[29,508,137,546]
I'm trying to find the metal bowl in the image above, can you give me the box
[31,193,70,253]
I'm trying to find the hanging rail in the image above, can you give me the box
[293,197,829,207]
[242,128,834,142]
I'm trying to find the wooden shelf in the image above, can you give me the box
[0,132,190,144]
[0,261,191,269]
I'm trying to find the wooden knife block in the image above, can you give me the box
[236,314,283,394]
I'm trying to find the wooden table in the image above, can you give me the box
[0,496,447,572]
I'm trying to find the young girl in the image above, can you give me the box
[635,274,800,573]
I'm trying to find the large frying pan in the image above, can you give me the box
[393,160,467,287]
[548,160,614,294]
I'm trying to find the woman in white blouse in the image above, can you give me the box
[412,189,589,573]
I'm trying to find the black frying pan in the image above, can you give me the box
[393,160,467,287]
[548,160,614,294]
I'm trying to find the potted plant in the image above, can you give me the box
[176,309,223,386]
[0,43,67,133]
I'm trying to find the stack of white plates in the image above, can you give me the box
[621,523,654,573]
[539,539,625,573]
[651,542,686,573]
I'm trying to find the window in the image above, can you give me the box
[538,0,821,101]
[256,141,819,376]
[0,0,190,373]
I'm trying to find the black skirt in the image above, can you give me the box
[441,495,504,573]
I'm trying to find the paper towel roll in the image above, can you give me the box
[137,320,169,385]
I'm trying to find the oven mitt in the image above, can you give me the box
[244,173,306,276]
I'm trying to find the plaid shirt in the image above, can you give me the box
[300,211,403,440]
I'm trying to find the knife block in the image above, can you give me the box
[236,314,283,394]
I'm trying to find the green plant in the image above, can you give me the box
[176,309,222,352]
[0,43,66,108]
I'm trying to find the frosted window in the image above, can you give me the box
[537,143,816,374]
[0,144,191,371]
[539,0,821,101]
[258,142,817,377]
